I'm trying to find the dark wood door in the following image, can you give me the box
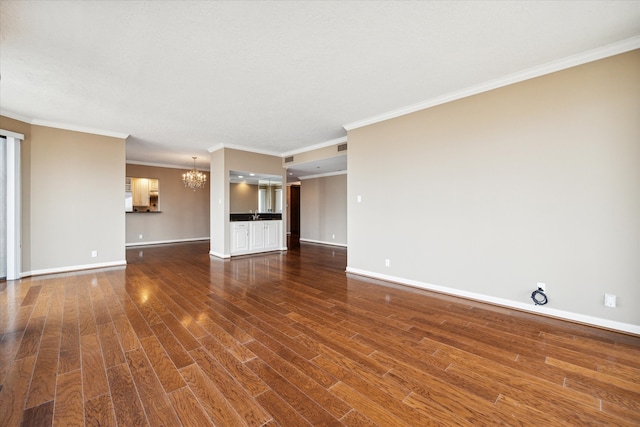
[290,185,300,236]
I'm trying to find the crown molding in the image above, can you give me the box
[344,36,640,131]
[210,136,348,159]
[207,143,225,153]
[1,109,129,139]
[126,160,210,171]
[298,170,347,180]
[1,110,33,124]
[207,143,281,157]
[32,119,129,139]
[281,136,348,157]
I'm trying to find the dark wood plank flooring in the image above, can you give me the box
[1,241,639,426]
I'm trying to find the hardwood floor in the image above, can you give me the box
[1,241,639,426]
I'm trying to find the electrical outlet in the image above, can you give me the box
[91,250,98,258]
[332,234,335,239]
[604,294,616,308]
[139,234,143,239]
[537,282,546,292]
[385,259,390,267]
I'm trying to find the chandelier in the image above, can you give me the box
[182,157,207,190]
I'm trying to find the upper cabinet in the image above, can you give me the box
[133,178,149,206]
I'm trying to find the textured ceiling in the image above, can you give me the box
[1,1,639,172]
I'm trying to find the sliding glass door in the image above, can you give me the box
[1,130,22,280]
[0,136,6,279]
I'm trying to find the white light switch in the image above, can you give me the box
[357,195,362,203]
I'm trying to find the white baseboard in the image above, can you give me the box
[209,251,230,259]
[346,267,640,336]
[222,247,289,258]
[300,238,347,248]
[22,260,127,278]
[126,237,209,247]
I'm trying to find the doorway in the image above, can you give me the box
[289,185,300,247]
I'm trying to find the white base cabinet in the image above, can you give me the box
[230,222,250,254]
[251,221,280,251]
[230,220,282,255]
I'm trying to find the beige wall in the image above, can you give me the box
[347,50,640,329]
[126,164,210,245]
[300,173,347,246]
[283,142,346,168]
[210,148,285,257]
[20,123,125,274]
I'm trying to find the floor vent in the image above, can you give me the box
[337,143,348,152]
[284,156,294,163]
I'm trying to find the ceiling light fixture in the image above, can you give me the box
[183,157,207,191]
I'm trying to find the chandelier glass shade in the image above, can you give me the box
[183,157,207,190]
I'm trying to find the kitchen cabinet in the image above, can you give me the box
[250,221,280,251]
[265,221,280,249]
[230,220,281,255]
[128,177,160,211]
[231,222,250,254]
[132,178,150,206]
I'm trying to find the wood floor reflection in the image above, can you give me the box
[1,241,639,426]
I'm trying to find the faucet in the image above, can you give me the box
[252,211,260,220]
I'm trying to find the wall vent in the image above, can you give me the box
[284,156,294,163]
[337,143,348,152]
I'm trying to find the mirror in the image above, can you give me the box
[229,171,282,213]
[126,177,160,212]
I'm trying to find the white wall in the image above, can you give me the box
[300,173,347,246]
[210,148,226,257]
[347,50,640,332]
